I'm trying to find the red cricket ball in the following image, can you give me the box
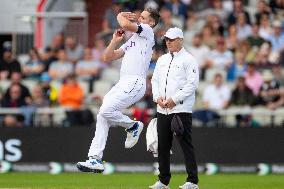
[117,29,125,36]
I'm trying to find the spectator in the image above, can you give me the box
[227,0,251,26]
[48,33,64,51]
[201,24,217,49]
[48,49,73,80]
[148,49,163,73]
[193,73,230,126]
[157,6,177,31]
[198,0,229,24]
[1,83,26,127]
[30,84,51,127]
[154,7,177,52]
[22,48,45,79]
[269,0,284,14]
[183,11,205,46]
[17,85,51,127]
[59,74,84,109]
[267,20,284,55]
[0,50,21,80]
[229,76,255,106]
[92,37,107,66]
[258,70,284,110]
[254,42,274,69]
[227,51,247,82]
[237,40,254,62]
[65,36,84,64]
[41,47,58,72]
[255,0,271,25]
[4,72,32,105]
[31,85,50,108]
[40,73,58,106]
[229,76,256,127]
[141,0,159,10]
[164,0,187,19]
[236,12,252,41]
[206,14,224,36]
[203,73,231,110]
[58,74,93,126]
[244,62,263,95]
[104,0,125,30]
[96,19,114,44]
[225,24,239,51]
[203,37,233,71]
[154,26,167,53]
[75,48,101,81]
[187,33,210,69]
[1,83,27,107]
[272,64,284,86]
[258,13,273,40]
[247,24,266,48]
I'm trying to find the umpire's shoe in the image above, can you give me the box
[125,121,144,148]
[179,182,199,189]
[149,181,170,189]
[76,157,104,173]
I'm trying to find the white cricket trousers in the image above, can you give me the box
[88,75,146,159]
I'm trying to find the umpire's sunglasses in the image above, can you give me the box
[164,37,177,42]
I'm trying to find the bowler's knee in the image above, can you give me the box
[98,107,114,120]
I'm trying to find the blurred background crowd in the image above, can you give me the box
[0,0,284,128]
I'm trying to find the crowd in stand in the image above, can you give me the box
[0,0,284,127]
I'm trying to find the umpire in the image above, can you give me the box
[150,27,199,189]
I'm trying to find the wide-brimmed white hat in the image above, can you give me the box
[163,27,184,39]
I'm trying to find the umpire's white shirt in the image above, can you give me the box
[151,47,199,114]
[120,23,155,79]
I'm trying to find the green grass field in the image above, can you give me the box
[0,173,284,189]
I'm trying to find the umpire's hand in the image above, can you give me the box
[164,98,176,110]
[157,97,167,109]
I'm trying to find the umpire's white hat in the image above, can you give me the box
[164,27,184,39]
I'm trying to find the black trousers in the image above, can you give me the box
[157,112,198,185]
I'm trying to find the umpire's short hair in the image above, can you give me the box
[146,8,160,28]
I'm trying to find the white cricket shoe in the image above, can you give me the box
[149,180,170,189]
[76,158,104,173]
[179,182,199,189]
[125,121,144,148]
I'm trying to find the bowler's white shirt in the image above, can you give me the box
[120,23,154,79]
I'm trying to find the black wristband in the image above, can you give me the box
[136,25,143,34]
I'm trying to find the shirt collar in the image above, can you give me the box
[171,47,185,57]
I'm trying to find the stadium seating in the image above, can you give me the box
[100,68,120,84]
[274,108,284,127]
[93,80,112,98]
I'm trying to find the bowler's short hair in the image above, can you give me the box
[146,8,160,27]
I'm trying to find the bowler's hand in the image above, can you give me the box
[157,97,167,109]
[164,98,176,110]
[121,12,137,21]
[112,29,125,43]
